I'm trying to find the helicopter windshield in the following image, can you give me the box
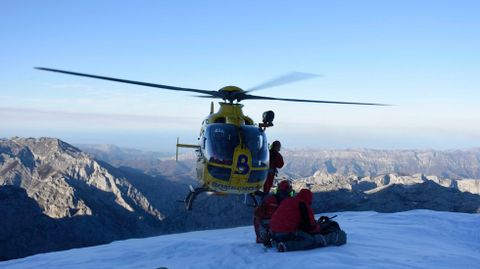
[205,124,239,165]
[204,124,268,168]
[240,126,268,168]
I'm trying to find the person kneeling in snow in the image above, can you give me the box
[269,189,347,252]
[254,180,294,245]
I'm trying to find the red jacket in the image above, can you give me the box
[270,189,320,234]
[263,150,285,194]
[254,194,283,220]
[269,150,284,171]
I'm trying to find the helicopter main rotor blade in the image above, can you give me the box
[242,94,391,106]
[245,72,321,93]
[35,67,219,97]
[192,95,223,99]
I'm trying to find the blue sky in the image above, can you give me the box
[1,1,479,151]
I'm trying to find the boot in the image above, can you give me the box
[277,242,288,252]
[323,230,347,246]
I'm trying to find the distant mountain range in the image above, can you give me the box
[76,143,196,182]
[296,172,480,214]
[280,148,480,179]
[67,143,480,214]
[296,171,480,195]
[1,138,479,261]
[77,144,480,180]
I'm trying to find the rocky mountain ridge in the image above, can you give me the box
[1,137,163,220]
[280,148,480,179]
[293,171,480,195]
[0,138,177,260]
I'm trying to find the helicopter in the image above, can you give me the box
[35,67,389,210]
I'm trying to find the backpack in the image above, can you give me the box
[318,216,341,235]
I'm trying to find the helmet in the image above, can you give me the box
[275,180,294,197]
[277,180,291,192]
[297,189,313,205]
[270,140,281,150]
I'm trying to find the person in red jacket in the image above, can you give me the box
[263,140,284,194]
[270,189,347,252]
[253,180,293,244]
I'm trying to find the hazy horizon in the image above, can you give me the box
[3,132,479,154]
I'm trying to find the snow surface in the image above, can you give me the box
[2,210,479,269]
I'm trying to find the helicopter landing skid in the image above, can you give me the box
[178,185,209,211]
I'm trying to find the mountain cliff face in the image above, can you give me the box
[0,138,173,260]
[0,137,164,221]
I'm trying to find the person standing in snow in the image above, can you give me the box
[263,140,284,194]
[269,189,347,252]
[254,180,294,245]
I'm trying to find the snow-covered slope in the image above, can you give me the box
[2,210,479,269]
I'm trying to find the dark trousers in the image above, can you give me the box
[272,230,346,252]
[263,172,275,193]
[254,217,270,243]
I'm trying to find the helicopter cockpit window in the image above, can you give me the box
[240,126,268,168]
[205,124,239,165]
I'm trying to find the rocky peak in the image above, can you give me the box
[0,137,162,220]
